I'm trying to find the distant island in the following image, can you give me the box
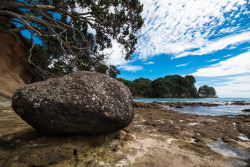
[117,75,218,98]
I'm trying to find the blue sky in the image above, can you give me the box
[19,0,250,97]
[105,0,250,97]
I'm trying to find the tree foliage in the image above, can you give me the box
[108,65,121,78]
[117,77,152,97]
[117,75,215,98]
[151,75,197,97]
[0,0,143,76]
[198,85,216,97]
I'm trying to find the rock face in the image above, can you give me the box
[12,71,134,135]
[0,31,27,100]
[0,29,45,99]
[242,109,250,112]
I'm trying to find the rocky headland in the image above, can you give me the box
[0,99,249,167]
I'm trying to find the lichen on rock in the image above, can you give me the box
[12,71,134,135]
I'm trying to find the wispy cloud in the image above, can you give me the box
[219,27,239,34]
[192,51,250,77]
[176,32,250,58]
[223,54,233,58]
[118,65,143,72]
[143,61,154,65]
[176,63,189,67]
[207,59,220,62]
[136,0,249,60]
[214,75,250,97]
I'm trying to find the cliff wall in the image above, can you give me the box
[0,32,34,99]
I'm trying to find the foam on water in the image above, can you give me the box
[173,105,250,116]
[238,134,250,141]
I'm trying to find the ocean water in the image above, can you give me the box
[133,98,250,116]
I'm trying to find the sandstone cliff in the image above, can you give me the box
[0,32,30,99]
[0,15,48,99]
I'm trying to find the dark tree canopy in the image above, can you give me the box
[117,77,153,97]
[118,75,202,98]
[0,0,143,76]
[151,75,197,98]
[131,78,152,97]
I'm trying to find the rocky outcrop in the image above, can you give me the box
[133,101,220,109]
[232,101,250,105]
[198,85,218,98]
[198,94,218,98]
[12,71,134,135]
[242,109,250,112]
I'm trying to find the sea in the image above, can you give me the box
[133,98,250,116]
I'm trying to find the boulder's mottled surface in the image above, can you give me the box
[12,71,134,135]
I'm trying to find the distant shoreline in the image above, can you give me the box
[132,97,250,105]
[133,97,218,99]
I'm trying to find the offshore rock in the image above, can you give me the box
[12,71,134,135]
[242,109,250,112]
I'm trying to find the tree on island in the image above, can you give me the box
[118,75,201,98]
[118,75,218,98]
[151,75,197,98]
[198,85,217,98]
[0,0,143,78]
[117,77,153,97]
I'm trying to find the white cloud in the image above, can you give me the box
[176,63,189,67]
[223,54,233,58]
[219,27,238,34]
[104,40,127,66]
[176,32,250,58]
[214,75,250,97]
[136,0,249,60]
[192,51,250,77]
[207,59,220,62]
[118,65,143,72]
[144,61,154,65]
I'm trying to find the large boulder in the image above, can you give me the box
[12,71,134,135]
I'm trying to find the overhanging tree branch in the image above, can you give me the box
[0,0,144,76]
